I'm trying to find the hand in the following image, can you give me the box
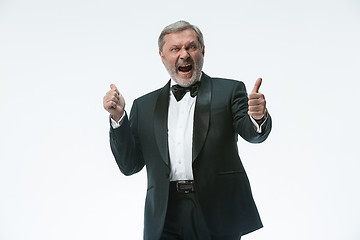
[248,78,266,121]
[103,84,125,122]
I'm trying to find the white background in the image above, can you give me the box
[1,0,359,239]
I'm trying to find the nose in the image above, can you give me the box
[179,48,190,59]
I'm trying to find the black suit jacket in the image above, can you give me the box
[110,72,272,239]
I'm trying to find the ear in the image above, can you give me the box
[159,50,164,63]
[202,45,205,56]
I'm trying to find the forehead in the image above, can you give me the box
[164,29,198,46]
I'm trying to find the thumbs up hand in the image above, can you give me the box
[248,78,267,121]
[103,84,126,122]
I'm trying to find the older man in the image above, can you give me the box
[103,20,272,240]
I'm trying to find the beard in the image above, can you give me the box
[163,55,204,87]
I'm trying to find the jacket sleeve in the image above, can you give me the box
[231,81,272,143]
[109,100,145,176]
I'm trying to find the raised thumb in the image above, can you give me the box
[251,78,262,93]
[110,84,117,90]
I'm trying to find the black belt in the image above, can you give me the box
[170,180,195,193]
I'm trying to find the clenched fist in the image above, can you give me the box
[103,84,125,122]
[248,78,267,122]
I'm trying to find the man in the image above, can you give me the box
[103,20,272,240]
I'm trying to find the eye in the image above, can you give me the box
[188,45,197,51]
[171,47,179,52]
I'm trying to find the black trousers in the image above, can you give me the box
[160,182,242,240]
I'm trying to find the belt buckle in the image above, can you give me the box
[176,180,194,194]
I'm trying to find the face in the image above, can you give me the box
[160,29,205,87]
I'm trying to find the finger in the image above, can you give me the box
[248,98,264,106]
[251,78,262,93]
[248,92,265,100]
[248,106,265,115]
[103,101,115,110]
[109,91,119,101]
[113,95,120,103]
[118,93,125,106]
[105,88,120,101]
[248,105,264,112]
[110,84,120,94]
[110,101,117,109]
[110,83,117,90]
[248,112,264,120]
[104,92,118,103]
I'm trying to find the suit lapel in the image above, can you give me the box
[154,81,171,166]
[193,73,212,161]
[154,75,211,165]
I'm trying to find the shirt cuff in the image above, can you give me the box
[110,111,126,129]
[249,112,268,133]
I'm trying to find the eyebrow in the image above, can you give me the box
[169,41,197,48]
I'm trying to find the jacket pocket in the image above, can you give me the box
[217,170,245,175]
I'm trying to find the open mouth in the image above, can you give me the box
[178,64,193,73]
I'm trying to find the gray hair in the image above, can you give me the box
[158,20,204,53]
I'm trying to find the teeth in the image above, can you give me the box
[178,64,192,73]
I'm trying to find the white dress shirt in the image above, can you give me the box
[167,79,197,181]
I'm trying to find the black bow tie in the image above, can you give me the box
[171,82,201,102]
